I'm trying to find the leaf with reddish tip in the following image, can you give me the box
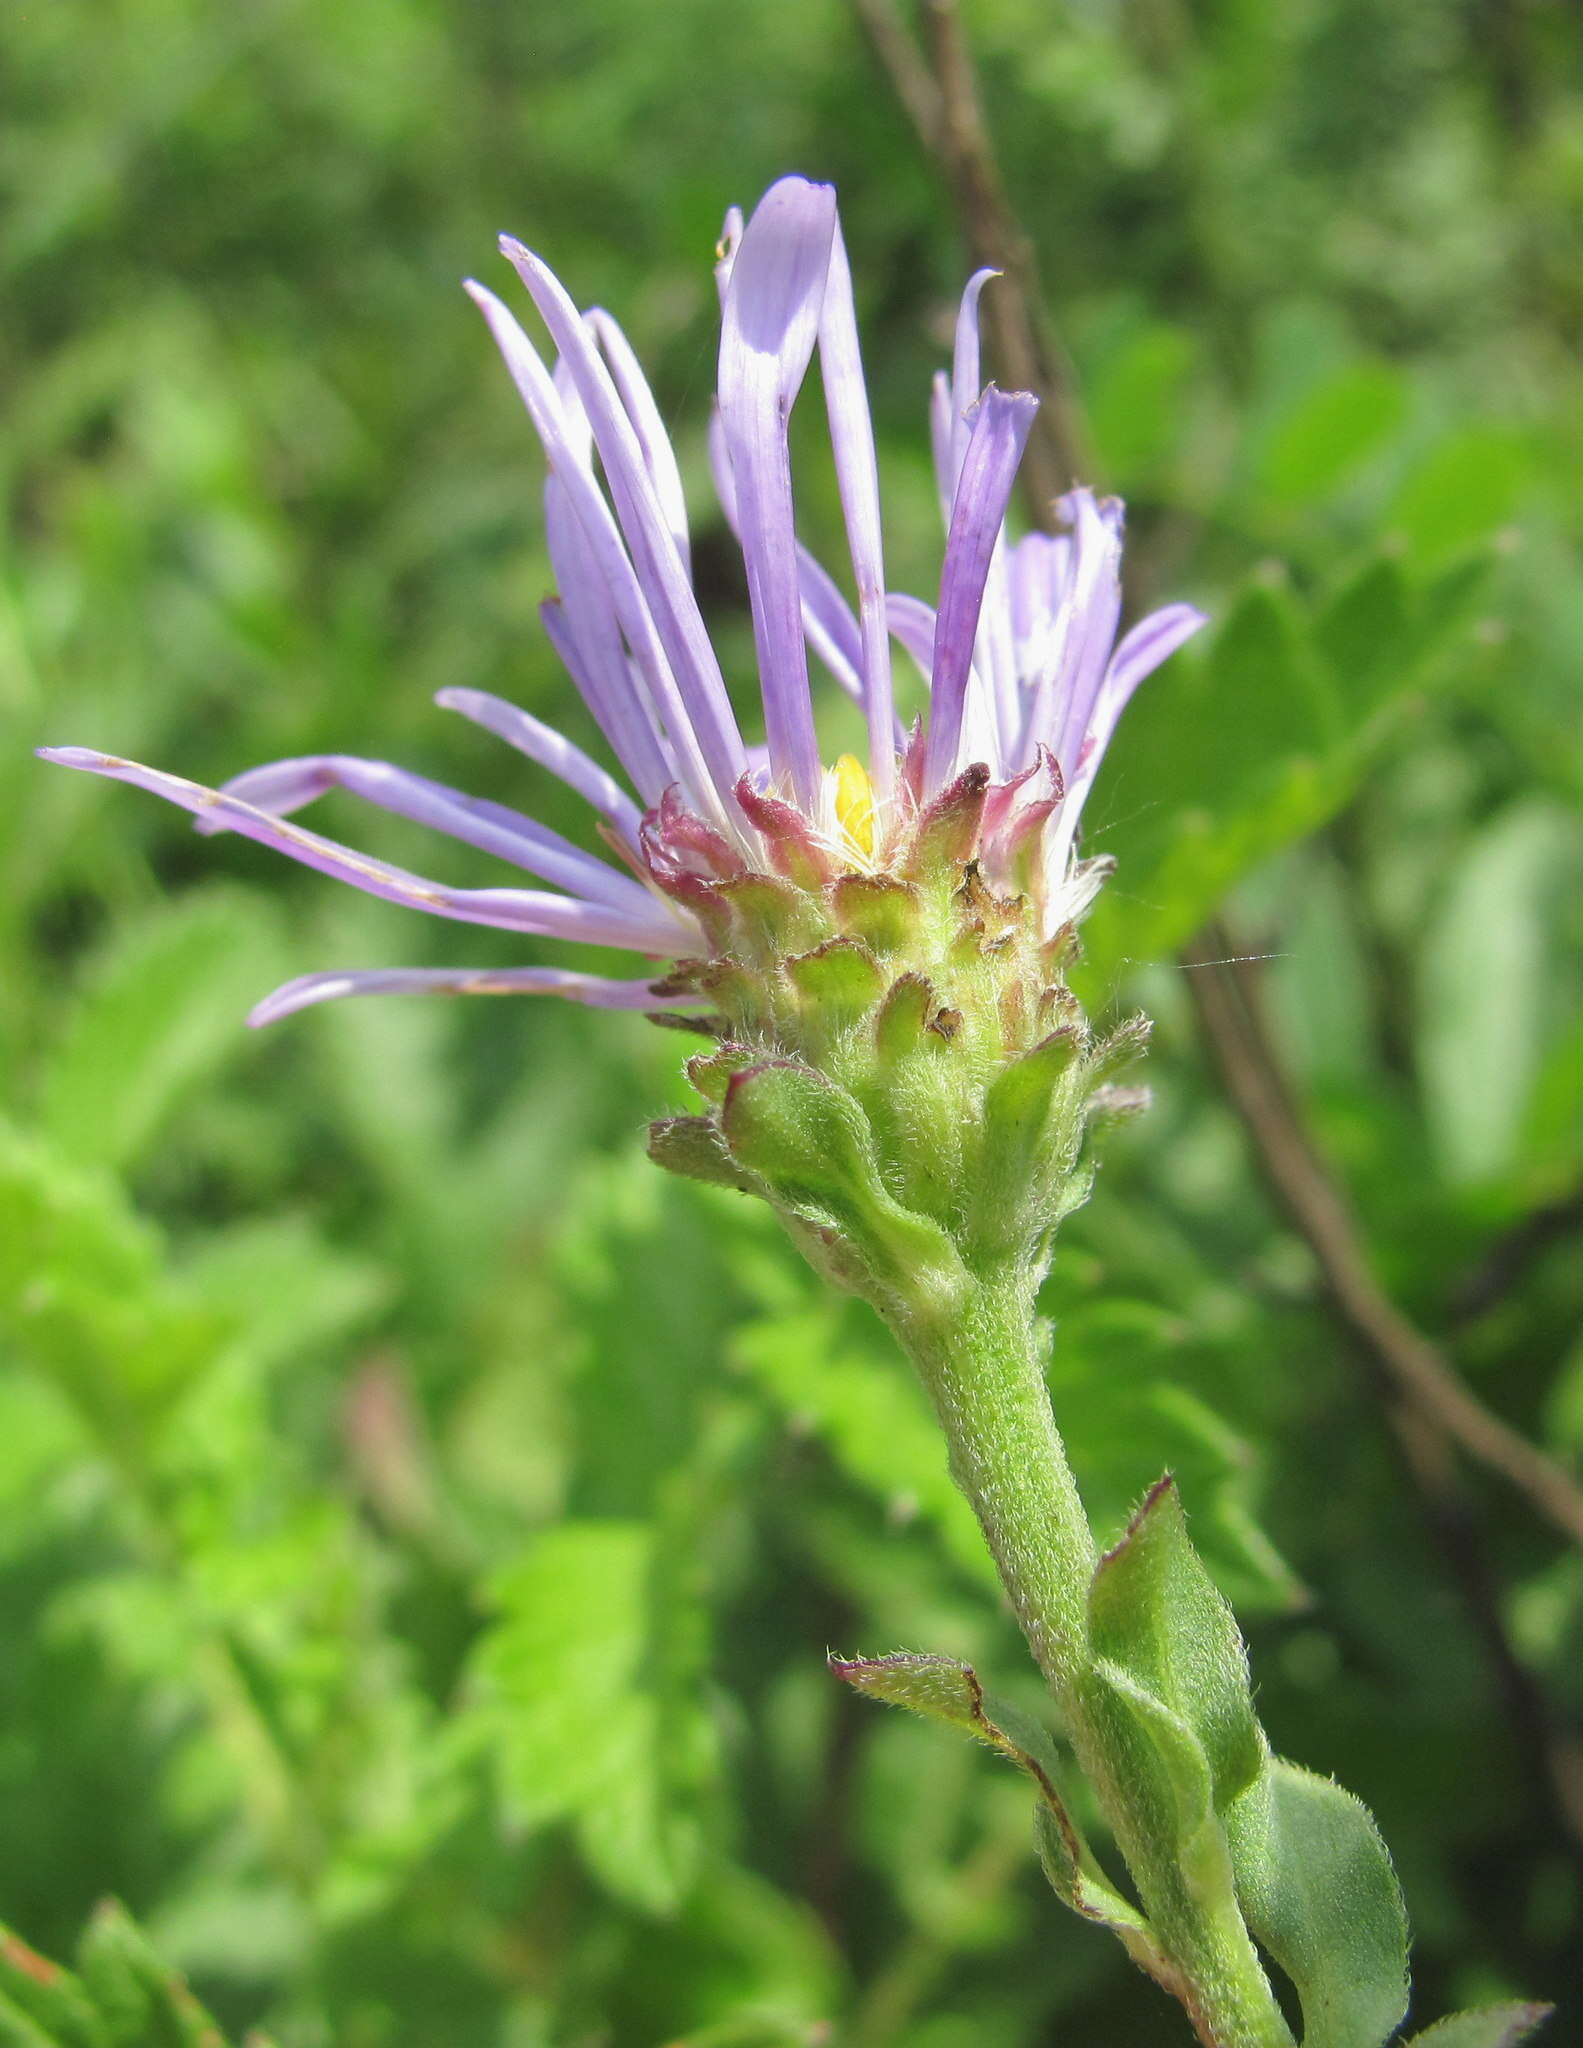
[0,1922,105,2048]
[646,1114,757,1193]
[734,775,838,888]
[1089,1477,1263,1812]
[903,761,990,881]
[684,1044,758,1107]
[830,1653,1168,1973]
[77,1898,235,2048]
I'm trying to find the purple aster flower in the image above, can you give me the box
[41,175,1204,1029]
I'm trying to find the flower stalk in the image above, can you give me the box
[889,1273,1295,2048]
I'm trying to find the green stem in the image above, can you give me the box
[890,1263,1294,2048]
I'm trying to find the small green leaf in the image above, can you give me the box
[972,1027,1084,1253]
[872,973,939,1063]
[1083,1658,1237,1916]
[1224,1757,1408,2048]
[180,1216,390,1373]
[684,1044,759,1107]
[38,888,285,1174]
[0,1910,278,2048]
[829,873,922,955]
[981,1027,1082,1165]
[829,1650,1059,1767]
[721,1063,958,1293]
[1400,2004,1553,2047]
[1088,1477,1264,1811]
[831,1653,1168,1973]
[648,1114,758,1193]
[720,1062,872,1202]
[1205,580,1342,781]
[0,1118,225,1437]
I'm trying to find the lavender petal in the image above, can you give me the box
[587,307,691,571]
[1101,601,1209,712]
[1049,489,1125,780]
[502,240,749,811]
[923,386,1038,793]
[946,269,998,485]
[818,214,895,797]
[198,754,655,914]
[717,175,838,811]
[709,407,889,727]
[543,478,675,804]
[38,749,689,953]
[886,593,940,682]
[249,964,686,1029]
[433,686,643,846]
[466,280,723,824]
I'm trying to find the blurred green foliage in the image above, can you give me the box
[4,0,1583,2040]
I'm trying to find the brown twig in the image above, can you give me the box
[848,0,1096,515]
[1180,922,1583,1552]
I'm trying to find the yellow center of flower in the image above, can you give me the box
[833,752,876,861]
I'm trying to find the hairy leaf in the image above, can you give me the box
[1224,1758,1409,2048]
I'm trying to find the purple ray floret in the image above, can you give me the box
[39,175,1206,1026]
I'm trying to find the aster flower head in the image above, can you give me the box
[43,175,1202,1294]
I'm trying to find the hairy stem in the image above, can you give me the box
[890,1265,1293,2048]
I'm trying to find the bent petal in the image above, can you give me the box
[886,592,940,684]
[938,268,998,504]
[199,754,658,913]
[433,686,643,847]
[38,749,692,954]
[248,964,688,1028]
[1101,601,1208,712]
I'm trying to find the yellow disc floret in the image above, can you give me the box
[833,752,876,862]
